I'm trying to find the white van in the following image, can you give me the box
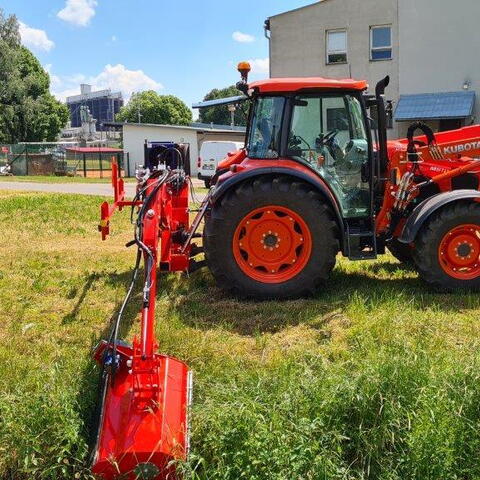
[198,141,244,187]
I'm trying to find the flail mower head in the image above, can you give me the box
[90,341,192,480]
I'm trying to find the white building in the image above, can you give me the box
[121,123,245,176]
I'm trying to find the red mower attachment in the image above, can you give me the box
[91,146,202,479]
[90,343,191,479]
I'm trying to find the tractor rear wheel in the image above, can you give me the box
[204,176,339,299]
[413,202,480,290]
[388,238,414,264]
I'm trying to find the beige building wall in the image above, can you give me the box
[269,0,400,137]
[397,0,480,137]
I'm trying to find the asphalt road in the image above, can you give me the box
[0,179,207,201]
[0,181,138,197]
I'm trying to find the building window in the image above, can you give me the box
[326,30,347,64]
[370,25,392,61]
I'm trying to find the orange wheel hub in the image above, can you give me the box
[438,224,480,280]
[233,205,312,283]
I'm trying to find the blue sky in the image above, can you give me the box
[5,0,312,113]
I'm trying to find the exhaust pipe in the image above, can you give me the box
[375,76,390,174]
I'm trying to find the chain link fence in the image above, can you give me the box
[0,143,129,178]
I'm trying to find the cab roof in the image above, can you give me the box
[249,77,368,93]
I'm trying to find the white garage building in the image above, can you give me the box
[122,123,246,177]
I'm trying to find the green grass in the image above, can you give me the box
[1,189,480,479]
[0,175,137,183]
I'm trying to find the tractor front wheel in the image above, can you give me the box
[413,202,480,290]
[204,176,339,299]
[388,238,414,264]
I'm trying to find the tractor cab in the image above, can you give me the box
[245,81,372,219]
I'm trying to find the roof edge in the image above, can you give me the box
[269,0,330,20]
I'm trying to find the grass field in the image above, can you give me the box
[1,190,480,480]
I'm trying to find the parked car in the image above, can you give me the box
[198,141,244,187]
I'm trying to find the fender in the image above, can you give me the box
[211,165,345,246]
[398,189,480,244]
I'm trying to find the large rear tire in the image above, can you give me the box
[204,176,339,299]
[413,202,480,291]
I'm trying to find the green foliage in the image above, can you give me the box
[116,90,192,126]
[198,85,247,126]
[0,10,68,143]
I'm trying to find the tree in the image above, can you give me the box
[116,91,192,126]
[198,85,246,127]
[0,10,69,143]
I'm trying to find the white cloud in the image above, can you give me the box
[57,0,97,27]
[49,63,163,102]
[248,57,269,75]
[111,35,117,42]
[19,22,55,52]
[92,64,163,97]
[232,31,255,43]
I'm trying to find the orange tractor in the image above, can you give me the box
[92,63,480,479]
[194,65,480,298]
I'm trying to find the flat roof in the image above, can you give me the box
[250,77,368,93]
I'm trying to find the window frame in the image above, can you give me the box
[326,29,348,65]
[370,25,392,62]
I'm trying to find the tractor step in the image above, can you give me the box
[345,224,378,261]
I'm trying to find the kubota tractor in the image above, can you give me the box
[191,64,480,298]
[93,63,480,479]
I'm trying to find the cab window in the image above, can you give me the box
[288,94,370,217]
[247,96,285,159]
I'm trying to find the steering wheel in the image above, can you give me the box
[322,128,338,143]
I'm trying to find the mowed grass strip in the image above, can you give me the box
[0,189,480,480]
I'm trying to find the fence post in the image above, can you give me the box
[99,153,103,179]
[83,153,87,177]
[25,144,29,176]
